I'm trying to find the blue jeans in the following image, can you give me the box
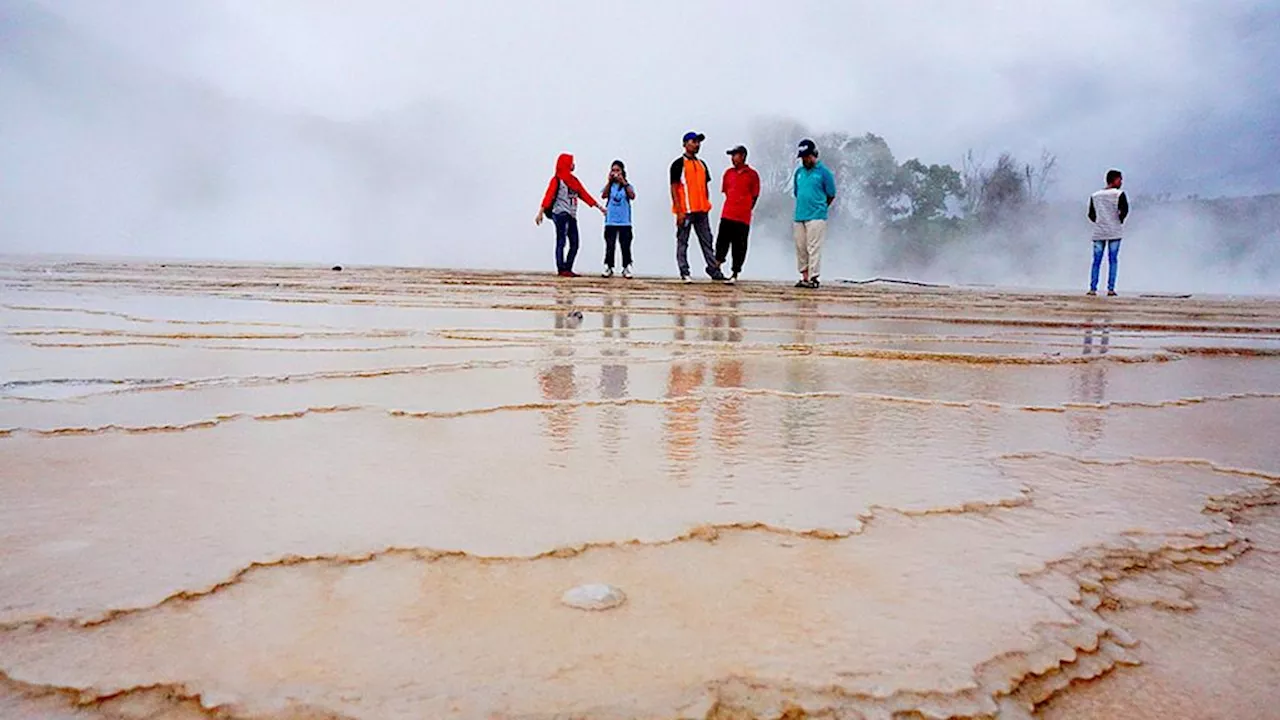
[1090,239,1121,292]
[553,212,579,273]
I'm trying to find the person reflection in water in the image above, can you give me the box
[1068,320,1111,451]
[700,297,743,344]
[538,288,579,455]
[672,295,689,345]
[783,298,824,469]
[709,299,746,462]
[665,361,706,483]
[665,297,704,481]
[1082,322,1111,359]
[599,294,630,458]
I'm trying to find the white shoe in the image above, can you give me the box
[602,266,614,278]
[681,274,693,284]
[725,273,737,285]
[622,265,633,279]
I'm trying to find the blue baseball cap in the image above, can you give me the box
[682,131,706,143]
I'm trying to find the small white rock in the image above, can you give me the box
[560,583,626,611]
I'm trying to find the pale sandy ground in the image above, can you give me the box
[1,259,1279,719]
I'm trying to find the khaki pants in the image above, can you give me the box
[793,220,827,278]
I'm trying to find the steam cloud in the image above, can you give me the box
[2,0,1277,293]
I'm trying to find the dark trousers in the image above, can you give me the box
[604,225,633,268]
[676,212,721,278]
[715,218,750,274]
[553,212,579,272]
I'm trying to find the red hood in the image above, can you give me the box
[540,152,598,210]
[555,153,574,180]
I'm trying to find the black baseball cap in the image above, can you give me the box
[726,145,748,157]
[682,131,706,143]
[797,138,817,158]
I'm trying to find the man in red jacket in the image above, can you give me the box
[536,153,605,277]
[715,145,761,284]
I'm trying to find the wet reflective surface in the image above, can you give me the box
[2,259,1279,718]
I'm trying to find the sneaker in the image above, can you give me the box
[724,273,737,285]
[682,274,693,284]
[1107,290,1118,297]
[622,265,633,279]
[602,266,614,278]
[558,270,573,278]
[1086,290,1098,296]
[566,270,580,278]
[795,279,808,288]
[810,276,821,289]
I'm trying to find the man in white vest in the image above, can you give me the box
[1087,169,1129,296]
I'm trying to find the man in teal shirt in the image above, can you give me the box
[792,139,837,288]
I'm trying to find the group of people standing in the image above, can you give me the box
[536,132,837,287]
[537,135,1131,297]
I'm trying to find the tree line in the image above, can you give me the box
[747,117,1057,270]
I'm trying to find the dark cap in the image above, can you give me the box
[726,145,748,157]
[797,139,818,158]
[682,131,706,143]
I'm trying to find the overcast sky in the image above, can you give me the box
[2,0,1277,272]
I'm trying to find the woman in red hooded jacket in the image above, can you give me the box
[536,153,605,277]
